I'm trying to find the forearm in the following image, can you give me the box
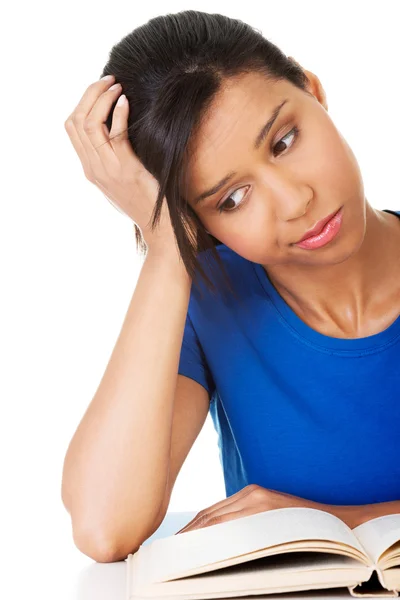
[319,499,400,529]
[61,249,192,557]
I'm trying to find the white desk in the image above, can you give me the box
[65,511,366,600]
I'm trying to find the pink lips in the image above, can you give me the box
[294,206,344,250]
[297,208,341,243]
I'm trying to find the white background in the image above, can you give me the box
[1,1,399,598]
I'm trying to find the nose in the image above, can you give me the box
[274,187,313,222]
[258,164,314,221]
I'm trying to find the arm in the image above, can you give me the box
[323,500,400,529]
[61,248,192,561]
[174,485,400,535]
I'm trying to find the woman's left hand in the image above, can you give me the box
[175,484,321,534]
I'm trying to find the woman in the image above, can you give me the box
[61,10,400,562]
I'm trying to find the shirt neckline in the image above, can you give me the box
[251,209,400,353]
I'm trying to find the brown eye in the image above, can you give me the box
[217,126,300,214]
[272,126,299,157]
[217,186,250,214]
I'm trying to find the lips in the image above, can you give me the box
[296,208,341,243]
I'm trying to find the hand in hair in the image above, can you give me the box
[64,75,177,254]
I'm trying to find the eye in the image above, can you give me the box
[272,126,299,158]
[217,126,300,214]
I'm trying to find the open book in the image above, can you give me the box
[125,506,400,599]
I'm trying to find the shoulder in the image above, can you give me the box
[188,243,262,324]
[194,243,252,293]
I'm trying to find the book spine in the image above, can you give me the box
[348,566,399,597]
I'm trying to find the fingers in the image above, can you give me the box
[64,76,128,182]
[79,77,123,174]
[108,93,136,165]
[64,76,116,181]
[196,485,257,519]
[64,115,95,182]
[177,504,254,534]
[192,508,250,530]
[175,486,256,534]
[83,81,126,164]
[83,79,136,168]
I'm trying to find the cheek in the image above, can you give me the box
[217,218,279,264]
[302,119,366,248]
[308,119,361,197]
[205,120,364,261]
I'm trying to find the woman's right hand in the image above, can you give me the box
[64,75,178,254]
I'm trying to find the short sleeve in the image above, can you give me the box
[178,310,216,400]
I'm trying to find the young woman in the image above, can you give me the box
[61,10,400,563]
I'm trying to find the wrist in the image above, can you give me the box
[145,245,191,280]
[323,504,370,529]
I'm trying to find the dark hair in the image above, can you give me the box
[100,10,311,299]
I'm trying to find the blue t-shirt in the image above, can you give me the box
[178,209,400,506]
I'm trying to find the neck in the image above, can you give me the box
[263,201,400,337]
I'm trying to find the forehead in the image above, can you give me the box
[183,74,299,205]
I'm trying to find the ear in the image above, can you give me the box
[288,56,328,111]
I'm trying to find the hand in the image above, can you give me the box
[64,75,177,252]
[175,484,320,534]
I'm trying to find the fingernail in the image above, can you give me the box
[116,94,127,107]
[101,74,114,82]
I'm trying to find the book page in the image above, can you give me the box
[352,514,400,565]
[135,506,367,584]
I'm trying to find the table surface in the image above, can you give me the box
[60,510,379,600]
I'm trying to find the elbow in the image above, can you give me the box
[67,500,168,563]
[73,526,120,563]
[72,524,142,563]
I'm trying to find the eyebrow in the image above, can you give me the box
[193,98,289,206]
